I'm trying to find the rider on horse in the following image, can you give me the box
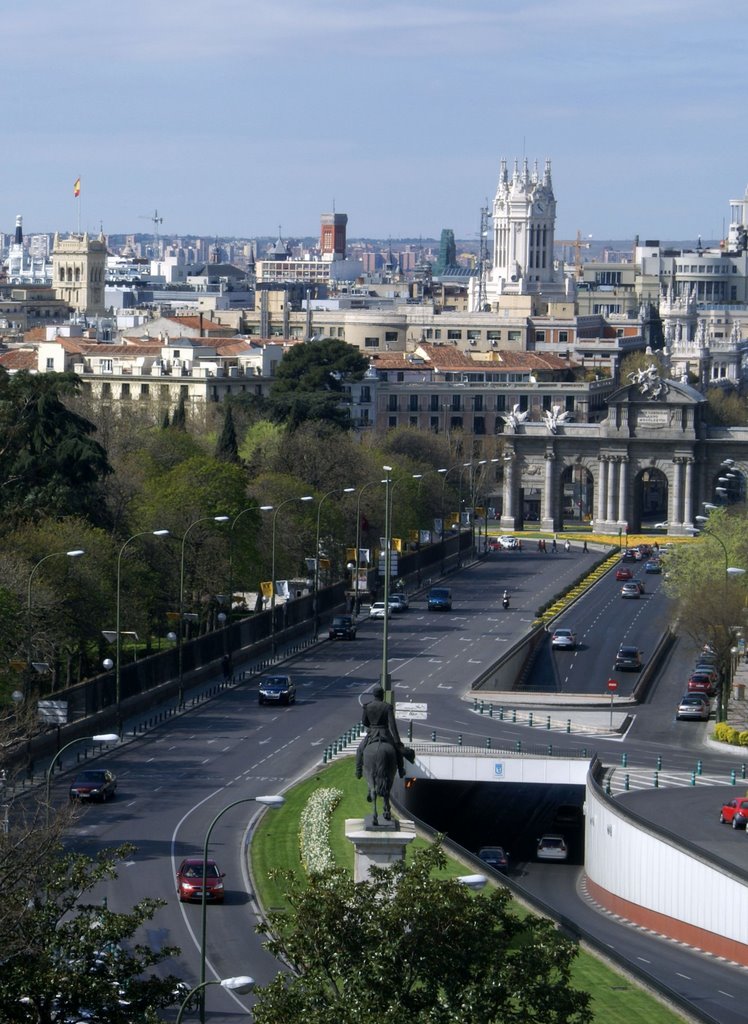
[355,685,407,779]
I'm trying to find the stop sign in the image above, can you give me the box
[607,678,619,692]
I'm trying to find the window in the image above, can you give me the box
[101,359,113,373]
[558,331,568,344]
[173,350,180,359]
[409,416,418,427]
[364,337,379,348]
[388,395,398,412]
[542,395,552,411]
[388,416,397,428]
[430,416,439,432]
[447,330,462,341]
[507,330,521,342]
[385,331,398,343]
[360,385,371,403]
[451,395,461,411]
[121,382,131,399]
[496,395,506,411]
[474,416,485,435]
[473,395,483,412]
[140,382,150,396]
[535,330,546,342]
[101,382,112,398]
[467,330,480,343]
[518,395,528,412]
[430,394,439,412]
[409,394,418,412]
[46,357,54,370]
[450,416,463,431]
[487,330,500,342]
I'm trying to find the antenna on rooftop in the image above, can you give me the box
[139,209,163,258]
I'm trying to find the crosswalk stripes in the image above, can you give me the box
[603,765,730,794]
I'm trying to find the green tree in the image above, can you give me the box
[0,841,185,1024]
[215,402,240,463]
[253,843,592,1024]
[0,370,112,525]
[171,392,187,430]
[268,338,368,430]
[704,386,748,426]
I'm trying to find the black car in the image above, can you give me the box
[328,615,357,640]
[69,769,117,802]
[614,645,642,671]
[258,674,297,705]
[478,846,510,873]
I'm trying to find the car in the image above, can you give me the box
[692,664,719,685]
[498,535,520,549]
[620,581,641,598]
[615,566,633,581]
[488,538,502,552]
[328,615,357,640]
[620,550,637,564]
[551,627,577,650]
[389,593,410,612]
[258,674,296,705]
[477,846,510,873]
[69,769,117,802]
[614,644,642,671]
[719,796,748,829]
[427,587,452,611]
[644,560,662,574]
[536,834,568,861]
[369,601,395,618]
[688,673,718,697]
[176,858,225,903]
[676,694,711,721]
[630,578,645,593]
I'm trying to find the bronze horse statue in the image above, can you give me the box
[362,735,398,826]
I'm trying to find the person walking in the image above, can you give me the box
[583,540,588,553]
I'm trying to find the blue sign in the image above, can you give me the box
[494,763,504,777]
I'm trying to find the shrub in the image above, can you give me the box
[714,722,733,742]
[739,731,748,747]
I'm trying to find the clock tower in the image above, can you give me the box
[485,157,565,304]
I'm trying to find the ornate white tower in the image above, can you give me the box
[485,157,564,303]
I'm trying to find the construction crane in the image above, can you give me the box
[139,209,163,257]
[554,230,591,278]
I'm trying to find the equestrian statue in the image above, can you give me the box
[355,685,415,826]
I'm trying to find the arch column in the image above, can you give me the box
[500,452,517,531]
[541,450,555,531]
[683,457,694,530]
[596,456,609,527]
[606,457,618,523]
[670,457,684,528]
[617,456,629,526]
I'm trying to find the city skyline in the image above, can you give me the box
[3,1,746,245]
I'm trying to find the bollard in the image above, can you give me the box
[499,706,505,721]
[742,764,747,780]
[654,771,659,788]
[408,719,413,742]
[515,739,522,752]
[528,712,534,728]
[582,747,588,758]
[486,737,491,749]
[656,755,662,771]
[624,774,630,791]
[697,759,703,775]
[489,704,493,718]
[621,752,628,768]
[323,749,328,764]
[731,769,737,785]
[512,709,517,723]
[479,701,484,715]
[547,744,553,756]
[458,734,463,747]
[566,719,571,734]
[431,729,436,742]
[546,715,551,730]
[690,771,696,786]
[474,698,479,712]
[606,778,611,795]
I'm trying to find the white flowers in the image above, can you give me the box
[299,787,343,875]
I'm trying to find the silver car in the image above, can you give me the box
[551,627,577,650]
[536,834,568,861]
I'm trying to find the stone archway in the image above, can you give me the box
[633,467,669,530]
[560,464,594,526]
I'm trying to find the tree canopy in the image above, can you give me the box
[268,338,369,430]
[253,843,592,1024]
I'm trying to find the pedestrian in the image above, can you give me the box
[221,654,232,682]
[537,538,543,552]
[551,538,557,553]
[564,539,571,553]
[583,540,588,553]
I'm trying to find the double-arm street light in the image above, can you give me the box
[45,732,118,824]
[177,976,255,1024]
[27,549,85,696]
[198,795,284,1023]
[114,530,169,718]
[270,495,313,652]
[314,487,355,636]
[228,504,273,624]
[381,465,393,699]
[353,479,384,615]
[178,516,230,705]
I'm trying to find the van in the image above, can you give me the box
[427,587,452,611]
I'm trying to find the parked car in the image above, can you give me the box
[676,694,711,721]
[498,536,520,549]
[258,674,296,705]
[614,645,642,671]
[69,769,117,803]
[328,615,357,640]
[389,593,409,612]
[691,664,719,686]
[644,560,662,574]
[688,673,718,697]
[620,582,641,599]
[427,587,452,611]
[478,846,510,873]
[615,566,633,581]
[551,627,577,650]
[719,796,748,829]
[176,858,225,903]
[536,834,568,861]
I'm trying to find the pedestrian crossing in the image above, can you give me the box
[602,764,746,795]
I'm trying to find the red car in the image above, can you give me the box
[615,567,633,581]
[176,858,225,903]
[688,673,718,696]
[719,797,748,829]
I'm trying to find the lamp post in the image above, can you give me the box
[45,732,118,824]
[198,795,284,1024]
[27,549,85,697]
[270,495,313,653]
[381,465,393,700]
[115,530,169,719]
[439,465,461,573]
[178,517,230,706]
[177,976,255,1024]
[314,487,355,636]
[353,479,383,616]
[228,505,273,627]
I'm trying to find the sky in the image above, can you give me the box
[3,1,747,245]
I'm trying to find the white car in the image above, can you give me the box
[498,535,519,549]
[369,600,399,619]
[389,593,409,611]
[536,834,568,861]
[551,627,577,650]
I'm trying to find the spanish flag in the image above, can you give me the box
[73,178,81,198]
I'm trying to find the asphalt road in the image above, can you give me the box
[53,548,748,1023]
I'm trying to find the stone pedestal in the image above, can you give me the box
[345,817,416,882]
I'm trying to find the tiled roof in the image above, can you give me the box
[0,349,37,370]
[165,315,232,334]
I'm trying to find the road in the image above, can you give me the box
[54,547,748,1023]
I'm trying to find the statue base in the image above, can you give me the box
[345,817,416,883]
[363,813,399,831]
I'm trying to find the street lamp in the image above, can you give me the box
[381,465,393,700]
[353,479,384,615]
[178,517,230,705]
[45,732,118,824]
[27,549,85,696]
[177,976,255,1024]
[439,465,461,573]
[314,487,355,636]
[114,530,169,719]
[270,496,313,653]
[198,795,284,1023]
[228,505,273,627]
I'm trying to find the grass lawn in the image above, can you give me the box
[250,757,687,1023]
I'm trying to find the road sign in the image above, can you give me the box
[396,702,428,720]
[607,678,619,692]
